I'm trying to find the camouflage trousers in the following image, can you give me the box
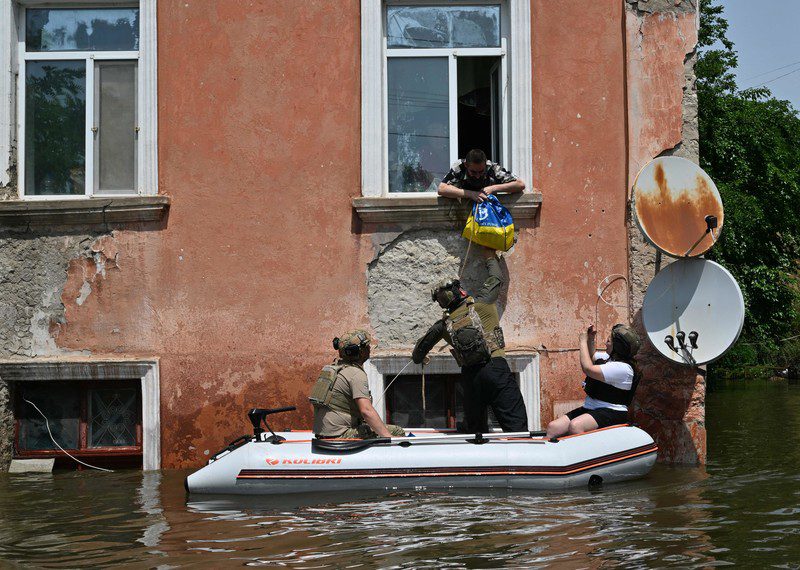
[339,423,406,439]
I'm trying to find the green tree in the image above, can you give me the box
[698,0,800,371]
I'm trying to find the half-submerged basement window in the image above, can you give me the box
[20,7,140,197]
[385,373,505,430]
[386,4,507,193]
[14,381,142,469]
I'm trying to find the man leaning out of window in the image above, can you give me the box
[438,149,526,204]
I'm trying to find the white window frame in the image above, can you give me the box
[362,0,532,198]
[364,353,541,431]
[0,358,161,470]
[0,0,158,200]
[385,42,507,194]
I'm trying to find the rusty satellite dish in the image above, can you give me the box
[642,258,744,366]
[633,156,724,258]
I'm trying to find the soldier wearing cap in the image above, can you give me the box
[412,247,528,433]
[546,323,642,438]
[309,329,405,439]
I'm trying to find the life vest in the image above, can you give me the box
[308,363,356,414]
[444,298,505,367]
[582,357,641,406]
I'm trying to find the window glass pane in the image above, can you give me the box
[388,57,449,193]
[97,62,137,193]
[17,383,80,451]
[387,375,448,428]
[26,8,140,52]
[25,61,86,196]
[387,6,500,48]
[88,388,139,448]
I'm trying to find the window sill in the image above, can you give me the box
[0,195,170,227]
[352,192,542,224]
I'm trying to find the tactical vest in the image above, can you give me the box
[582,358,640,406]
[308,363,354,414]
[444,298,505,367]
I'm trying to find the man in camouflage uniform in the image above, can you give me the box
[438,148,526,203]
[412,248,528,433]
[309,330,405,439]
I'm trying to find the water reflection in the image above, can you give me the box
[0,379,797,567]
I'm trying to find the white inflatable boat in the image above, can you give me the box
[186,407,658,495]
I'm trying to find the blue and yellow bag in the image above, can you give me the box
[462,194,515,252]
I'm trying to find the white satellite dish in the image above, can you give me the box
[642,258,744,365]
[633,156,724,258]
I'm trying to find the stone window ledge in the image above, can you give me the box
[352,192,542,224]
[0,195,170,227]
[0,358,161,471]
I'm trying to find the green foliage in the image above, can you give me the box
[699,0,800,375]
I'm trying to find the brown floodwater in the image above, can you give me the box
[1,378,798,568]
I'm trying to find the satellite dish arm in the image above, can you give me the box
[684,215,720,257]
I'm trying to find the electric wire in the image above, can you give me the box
[533,274,631,354]
[740,59,800,82]
[743,66,800,90]
[23,399,114,473]
[372,358,415,411]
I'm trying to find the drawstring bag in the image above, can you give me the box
[462,194,515,252]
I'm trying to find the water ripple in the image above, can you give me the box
[0,380,798,567]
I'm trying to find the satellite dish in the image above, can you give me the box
[633,157,724,258]
[642,258,744,365]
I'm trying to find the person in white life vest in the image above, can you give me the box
[546,323,642,438]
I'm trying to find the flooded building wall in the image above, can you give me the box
[0,0,701,470]
[624,0,704,463]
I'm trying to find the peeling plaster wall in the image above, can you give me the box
[0,229,107,469]
[624,0,704,464]
[367,231,501,347]
[0,0,701,470]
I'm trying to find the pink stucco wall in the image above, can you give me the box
[49,1,700,468]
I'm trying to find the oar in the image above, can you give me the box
[312,430,547,452]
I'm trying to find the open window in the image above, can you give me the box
[386,5,508,193]
[360,1,533,203]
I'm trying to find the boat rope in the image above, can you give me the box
[372,358,414,410]
[459,207,476,279]
[595,273,628,327]
[23,399,114,473]
[515,275,632,354]
[421,363,426,414]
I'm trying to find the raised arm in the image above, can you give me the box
[580,325,604,381]
[474,254,504,304]
[412,319,446,364]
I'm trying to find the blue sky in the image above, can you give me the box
[719,0,800,110]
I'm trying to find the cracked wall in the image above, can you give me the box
[0,0,699,470]
[367,230,506,348]
[624,0,704,463]
[0,229,111,469]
